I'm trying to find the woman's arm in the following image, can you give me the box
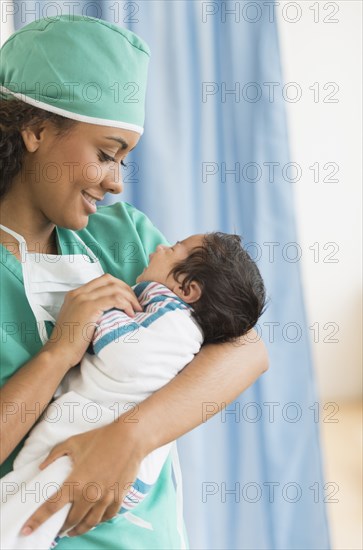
[1,274,143,464]
[21,329,268,538]
[125,330,269,454]
[0,350,71,464]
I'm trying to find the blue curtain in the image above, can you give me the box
[14,1,331,548]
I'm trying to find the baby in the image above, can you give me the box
[0,232,267,550]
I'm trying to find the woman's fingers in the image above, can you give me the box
[100,499,123,523]
[58,497,96,536]
[48,275,142,356]
[66,500,113,537]
[72,274,141,303]
[20,485,78,537]
[59,484,121,536]
[70,293,139,322]
[80,283,142,315]
[20,425,141,537]
[67,276,143,317]
[38,444,70,470]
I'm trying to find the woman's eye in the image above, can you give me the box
[98,151,127,168]
[98,151,113,163]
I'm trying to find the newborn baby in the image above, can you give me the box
[0,232,267,550]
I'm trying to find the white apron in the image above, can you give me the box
[0,223,187,548]
[0,224,104,345]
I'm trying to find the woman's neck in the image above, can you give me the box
[0,195,58,255]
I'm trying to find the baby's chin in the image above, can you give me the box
[136,267,149,284]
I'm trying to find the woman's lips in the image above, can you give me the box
[81,191,97,213]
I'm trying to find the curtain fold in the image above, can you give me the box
[13,1,331,548]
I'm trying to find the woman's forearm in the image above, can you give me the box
[0,350,70,464]
[115,329,269,456]
[12,330,268,535]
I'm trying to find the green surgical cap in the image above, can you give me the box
[0,15,150,135]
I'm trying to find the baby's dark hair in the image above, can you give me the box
[169,232,267,344]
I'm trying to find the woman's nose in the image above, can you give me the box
[101,167,124,195]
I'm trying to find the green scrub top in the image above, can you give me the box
[0,202,188,549]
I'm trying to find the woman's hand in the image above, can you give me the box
[0,275,141,464]
[20,420,143,538]
[43,274,143,369]
[18,330,268,538]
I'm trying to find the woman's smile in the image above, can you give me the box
[81,191,99,214]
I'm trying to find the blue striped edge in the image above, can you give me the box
[93,300,190,355]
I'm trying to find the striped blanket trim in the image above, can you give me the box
[92,281,192,355]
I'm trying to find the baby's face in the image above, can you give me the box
[136,234,205,289]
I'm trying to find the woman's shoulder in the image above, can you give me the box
[71,201,170,283]
[78,201,170,249]
[85,201,144,229]
[82,201,156,233]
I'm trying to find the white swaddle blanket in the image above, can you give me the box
[0,281,203,550]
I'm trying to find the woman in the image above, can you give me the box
[0,15,269,549]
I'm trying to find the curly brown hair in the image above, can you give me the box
[0,95,78,199]
[169,232,268,345]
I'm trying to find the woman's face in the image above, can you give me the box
[17,121,140,230]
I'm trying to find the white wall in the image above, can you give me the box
[278,0,362,401]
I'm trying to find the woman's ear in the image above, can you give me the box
[20,122,48,153]
[179,281,202,304]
